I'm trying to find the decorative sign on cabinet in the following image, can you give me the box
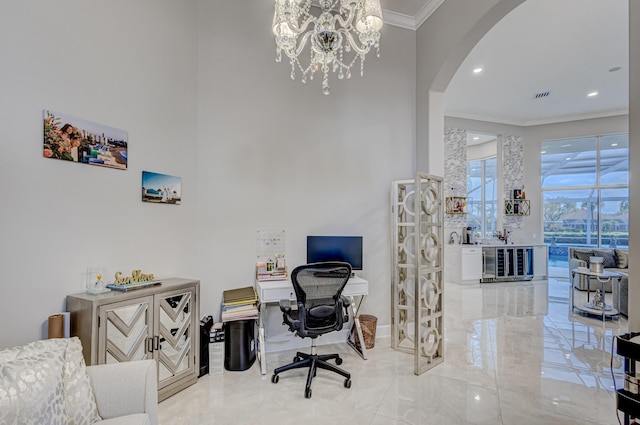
[66,278,200,401]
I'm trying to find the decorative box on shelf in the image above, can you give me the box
[504,199,530,216]
[445,196,469,214]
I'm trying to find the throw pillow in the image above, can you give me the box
[594,249,617,268]
[0,350,68,425]
[573,250,595,265]
[615,249,629,269]
[0,337,101,425]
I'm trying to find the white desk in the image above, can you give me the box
[254,276,369,375]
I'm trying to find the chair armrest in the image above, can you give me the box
[280,299,301,332]
[569,258,586,270]
[340,296,350,322]
[279,298,293,315]
[86,359,158,425]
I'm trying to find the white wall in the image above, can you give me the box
[0,0,199,347]
[195,1,416,338]
[0,0,414,350]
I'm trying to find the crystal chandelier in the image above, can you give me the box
[273,0,383,95]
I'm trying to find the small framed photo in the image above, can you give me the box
[142,171,181,205]
[513,189,523,200]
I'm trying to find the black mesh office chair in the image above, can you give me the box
[270,262,352,398]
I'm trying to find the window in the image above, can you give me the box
[467,157,497,238]
[542,133,629,269]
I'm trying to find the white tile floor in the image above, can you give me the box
[158,279,629,425]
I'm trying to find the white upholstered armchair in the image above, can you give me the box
[0,337,157,425]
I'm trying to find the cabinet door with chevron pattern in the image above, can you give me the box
[155,288,197,389]
[98,296,154,364]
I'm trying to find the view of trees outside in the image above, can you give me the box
[467,157,497,239]
[542,133,629,274]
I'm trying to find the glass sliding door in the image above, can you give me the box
[541,133,629,278]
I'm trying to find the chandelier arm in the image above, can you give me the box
[285,14,315,35]
[339,29,370,55]
[293,30,315,57]
[334,5,357,30]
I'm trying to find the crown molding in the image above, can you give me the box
[383,0,445,30]
[381,9,416,30]
[415,0,446,29]
[446,109,630,127]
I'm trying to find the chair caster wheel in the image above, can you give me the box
[335,357,343,365]
[344,378,352,388]
[305,388,312,399]
[271,374,279,384]
[294,356,300,362]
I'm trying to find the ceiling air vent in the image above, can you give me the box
[534,91,551,99]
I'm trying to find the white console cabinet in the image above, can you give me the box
[66,278,200,401]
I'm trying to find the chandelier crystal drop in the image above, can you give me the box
[273,0,383,95]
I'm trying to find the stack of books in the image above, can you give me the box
[221,286,259,322]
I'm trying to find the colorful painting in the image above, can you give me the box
[142,171,182,205]
[43,110,128,170]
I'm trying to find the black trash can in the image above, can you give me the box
[199,316,213,377]
[224,319,256,371]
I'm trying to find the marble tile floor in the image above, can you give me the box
[159,279,630,425]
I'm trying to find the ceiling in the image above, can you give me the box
[381,0,629,126]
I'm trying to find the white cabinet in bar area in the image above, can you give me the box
[461,247,483,282]
[446,244,548,284]
[533,245,548,279]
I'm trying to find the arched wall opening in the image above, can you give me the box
[414,0,640,331]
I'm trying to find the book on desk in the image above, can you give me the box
[221,286,258,322]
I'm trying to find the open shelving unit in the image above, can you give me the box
[445,196,468,214]
[504,199,530,216]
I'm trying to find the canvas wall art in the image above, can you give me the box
[43,110,128,170]
[142,171,182,205]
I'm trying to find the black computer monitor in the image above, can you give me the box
[306,236,363,270]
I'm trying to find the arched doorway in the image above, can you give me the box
[415,0,640,330]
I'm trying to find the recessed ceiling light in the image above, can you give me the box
[588,91,599,97]
[609,66,622,72]
[566,157,571,161]
[473,67,483,74]
[612,143,618,147]
[562,144,572,147]
[473,136,479,140]
[541,150,546,154]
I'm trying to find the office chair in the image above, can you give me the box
[271,262,352,398]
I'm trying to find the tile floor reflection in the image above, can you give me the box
[159,279,628,424]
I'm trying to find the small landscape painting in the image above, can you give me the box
[43,110,128,170]
[142,171,182,205]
